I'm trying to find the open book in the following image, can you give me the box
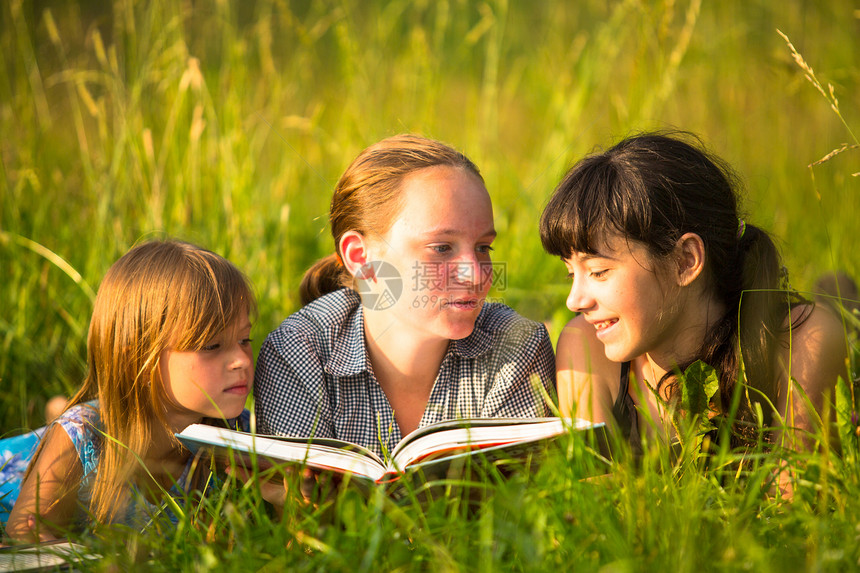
[177,417,603,486]
[0,540,100,572]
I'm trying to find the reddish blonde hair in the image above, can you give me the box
[299,134,483,305]
[61,239,255,523]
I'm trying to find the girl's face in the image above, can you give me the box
[160,313,253,430]
[563,235,686,364]
[366,165,496,342]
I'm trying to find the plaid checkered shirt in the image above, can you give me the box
[253,288,556,458]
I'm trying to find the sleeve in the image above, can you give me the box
[0,428,45,521]
[253,326,336,440]
[482,320,558,418]
[54,403,100,481]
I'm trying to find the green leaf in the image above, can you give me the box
[680,360,719,419]
[835,376,858,462]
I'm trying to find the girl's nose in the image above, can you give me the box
[566,277,593,313]
[230,345,253,370]
[448,255,483,287]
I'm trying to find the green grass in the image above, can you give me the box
[2,0,859,569]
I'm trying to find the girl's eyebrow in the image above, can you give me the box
[573,252,619,263]
[420,227,497,239]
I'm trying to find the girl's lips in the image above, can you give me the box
[224,383,249,395]
[592,318,618,339]
[445,298,480,310]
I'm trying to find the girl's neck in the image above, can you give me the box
[647,287,727,378]
[627,287,727,441]
[363,313,449,436]
[128,424,191,497]
[363,315,449,390]
[147,425,191,465]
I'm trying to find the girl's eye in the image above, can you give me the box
[591,269,609,279]
[240,338,253,347]
[202,343,220,352]
[477,245,494,254]
[430,245,451,254]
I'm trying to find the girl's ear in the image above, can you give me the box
[675,232,706,287]
[339,231,375,280]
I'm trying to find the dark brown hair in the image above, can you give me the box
[300,134,483,305]
[540,131,807,442]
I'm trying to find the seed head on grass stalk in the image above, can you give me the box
[777,28,859,148]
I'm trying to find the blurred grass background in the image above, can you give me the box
[1,0,858,433]
[3,2,860,570]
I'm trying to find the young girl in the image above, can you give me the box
[4,239,255,541]
[540,132,847,456]
[255,134,556,458]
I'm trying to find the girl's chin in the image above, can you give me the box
[601,343,634,364]
[218,405,247,420]
[444,315,482,340]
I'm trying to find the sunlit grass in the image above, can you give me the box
[1,0,859,569]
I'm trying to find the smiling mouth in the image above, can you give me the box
[593,319,617,331]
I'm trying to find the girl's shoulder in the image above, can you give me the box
[54,401,101,436]
[555,315,621,420]
[53,400,102,476]
[267,288,360,347]
[291,288,360,327]
[784,300,848,346]
[779,301,849,400]
[474,302,549,342]
[463,302,550,356]
[783,301,846,350]
[556,315,616,374]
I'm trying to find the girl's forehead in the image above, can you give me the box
[174,306,252,344]
[221,310,253,332]
[392,166,493,235]
[570,233,625,258]
[564,233,650,263]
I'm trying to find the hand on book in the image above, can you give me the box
[224,463,342,510]
[4,513,62,545]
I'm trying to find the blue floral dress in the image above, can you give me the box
[0,401,249,528]
[0,427,44,523]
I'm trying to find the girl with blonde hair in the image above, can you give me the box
[5,239,256,541]
[255,134,556,457]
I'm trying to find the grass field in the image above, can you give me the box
[1,0,859,570]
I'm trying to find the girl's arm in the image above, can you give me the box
[6,425,83,542]
[555,316,616,423]
[777,303,848,450]
[482,313,555,417]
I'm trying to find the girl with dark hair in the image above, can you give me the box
[255,134,556,458]
[540,132,846,464]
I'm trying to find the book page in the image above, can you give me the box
[0,541,99,572]
[389,417,596,472]
[177,425,388,480]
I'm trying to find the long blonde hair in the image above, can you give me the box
[61,239,255,523]
[299,134,483,304]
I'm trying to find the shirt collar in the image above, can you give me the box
[325,291,373,377]
[451,303,494,358]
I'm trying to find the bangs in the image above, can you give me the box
[166,250,257,351]
[540,155,636,259]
